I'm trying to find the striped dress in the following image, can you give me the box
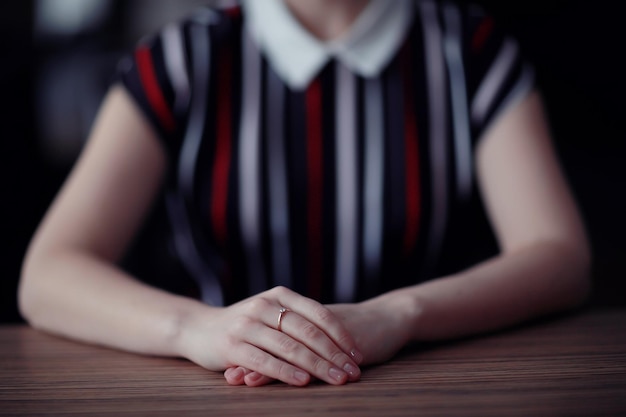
[117,1,533,306]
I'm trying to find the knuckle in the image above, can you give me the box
[231,315,254,334]
[336,332,354,349]
[302,323,322,340]
[271,286,290,297]
[314,305,333,323]
[222,334,239,350]
[246,297,271,314]
[329,350,348,366]
[276,360,292,381]
[311,355,327,374]
[278,337,299,356]
[248,351,267,368]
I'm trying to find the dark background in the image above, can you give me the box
[1,0,625,323]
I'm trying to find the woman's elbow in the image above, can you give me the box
[557,238,592,310]
[18,255,42,327]
[18,248,55,329]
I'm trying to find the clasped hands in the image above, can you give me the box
[178,286,414,387]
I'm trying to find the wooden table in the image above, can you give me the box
[1,310,625,416]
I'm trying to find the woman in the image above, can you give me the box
[19,0,590,387]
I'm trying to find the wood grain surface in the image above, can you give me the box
[1,310,625,416]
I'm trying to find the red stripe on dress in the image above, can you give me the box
[306,79,323,300]
[401,44,421,254]
[135,47,176,133]
[472,16,494,53]
[224,6,242,19]
[211,45,233,246]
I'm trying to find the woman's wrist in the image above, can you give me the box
[169,298,219,362]
[368,288,423,344]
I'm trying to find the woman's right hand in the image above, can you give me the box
[177,286,363,387]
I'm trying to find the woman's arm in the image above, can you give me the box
[19,86,186,355]
[400,90,590,341]
[19,86,362,386]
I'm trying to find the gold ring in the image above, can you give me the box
[277,307,290,331]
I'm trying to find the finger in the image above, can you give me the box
[270,287,364,364]
[245,326,351,385]
[276,310,361,382]
[225,366,275,387]
[244,371,275,387]
[224,367,246,385]
[233,343,311,387]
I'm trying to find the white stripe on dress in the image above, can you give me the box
[179,25,210,199]
[335,63,359,303]
[162,23,191,114]
[481,64,535,139]
[419,0,449,278]
[266,66,293,289]
[471,38,519,126]
[166,195,224,306]
[443,3,473,201]
[171,24,223,306]
[362,76,385,283]
[238,30,265,295]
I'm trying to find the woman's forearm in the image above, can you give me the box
[398,240,591,342]
[19,248,211,357]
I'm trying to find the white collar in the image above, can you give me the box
[241,0,414,90]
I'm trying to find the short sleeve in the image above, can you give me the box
[463,6,535,140]
[115,21,192,157]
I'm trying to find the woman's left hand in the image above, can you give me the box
[326,292,416,366]
[224,291,417,386]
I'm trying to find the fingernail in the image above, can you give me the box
[328,367,347,383]
[350,349,364,364]
[294,370,309,384]
[247,372,263,382]
[343,362,360,378]
[229,368,244,379]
